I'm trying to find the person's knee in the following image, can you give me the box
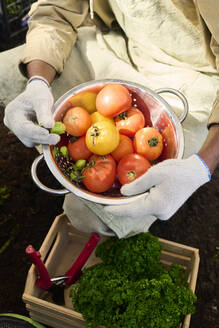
[0,45,26,105]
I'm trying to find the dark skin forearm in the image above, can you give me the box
[26,60,56,85]
[198,124,219,175]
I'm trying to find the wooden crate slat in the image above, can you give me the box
[23,214,199,328]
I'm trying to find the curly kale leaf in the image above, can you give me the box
[95,233,165,280]
[70,263,127,328]
[119,274,196,328]
[70,233,197,328]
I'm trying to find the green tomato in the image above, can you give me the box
[60,146,68,158]
[75,159,86,170]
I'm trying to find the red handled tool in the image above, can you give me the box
[25,245,53,290]
[26,232,100,304]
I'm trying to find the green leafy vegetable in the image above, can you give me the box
[70,233,197,328]
[0,186,10,207]
[95,233,165,280]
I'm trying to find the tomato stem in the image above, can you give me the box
[70,136,79,143]
[128,171,136,180]
[87,160,95,168]
[118,112,128,120]
[148,137,159,147]
[91,126,99,145]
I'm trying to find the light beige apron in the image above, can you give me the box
[62,0,219,237]
[1,0,219,237]
[56,0,219,158]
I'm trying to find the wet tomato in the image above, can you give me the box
[134,127,163,161]
[86,121,119,155]
[96,84,132,118]
[117,153,151,185]
[82,154,116,193]
[63,107,91,136]
[114,107,145,136]
[67,136,92,162]
[111,134,134,162]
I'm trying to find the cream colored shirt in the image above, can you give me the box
[20,0,219,127]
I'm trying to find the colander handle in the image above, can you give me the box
[155,88,189,123]
[31,154,70,195]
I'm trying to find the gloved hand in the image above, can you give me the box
[105,154,211,221]
[4,76,60,147]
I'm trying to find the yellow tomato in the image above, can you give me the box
[90,112,115,125]
[86,121,120,155]
[68,91,97,114]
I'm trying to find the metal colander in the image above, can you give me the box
[31,79,188,205]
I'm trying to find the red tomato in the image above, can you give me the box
[67,136,92,162]
[82,154,116,193]
[134,127,163,161]
[117,153,151,185]
[114,107,145,136]
[96,84,132,118]
[159,125,177,160]
[63,107,91,136]
[111,134,134,162]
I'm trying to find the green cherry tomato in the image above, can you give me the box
[60,146,68,158]
[75,159,86,170]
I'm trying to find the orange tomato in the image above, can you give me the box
[67,136,92,162]
[117,153,151,185]
[63,107,91,136]
[159,125,177,160]
[114,107,145,136]
[111,134,134,162]
[134,127,163,161]
[96,84,132,118]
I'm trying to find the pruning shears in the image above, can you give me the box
[25,232,100,305]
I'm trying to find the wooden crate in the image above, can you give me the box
[23,213,199,328]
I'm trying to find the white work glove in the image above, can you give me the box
[63,192,157,239]
[4,76,60,147]
[105,154,211,221]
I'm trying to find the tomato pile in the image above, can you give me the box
[51,84,168,195]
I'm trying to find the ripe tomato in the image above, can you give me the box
[114,107,145,136]
[90,111,114,125]
[67,136,92,162]
[63,107,91,136]
[117,153,151,185]
[159,125,177,160]
[96,84,132,118]
[86,121,119,155]
[82,154,116,193]
[111,134,134,162]
[68,91,97,114]
[134,127,163,161]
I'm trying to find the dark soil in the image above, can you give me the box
[0,107,218,328]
